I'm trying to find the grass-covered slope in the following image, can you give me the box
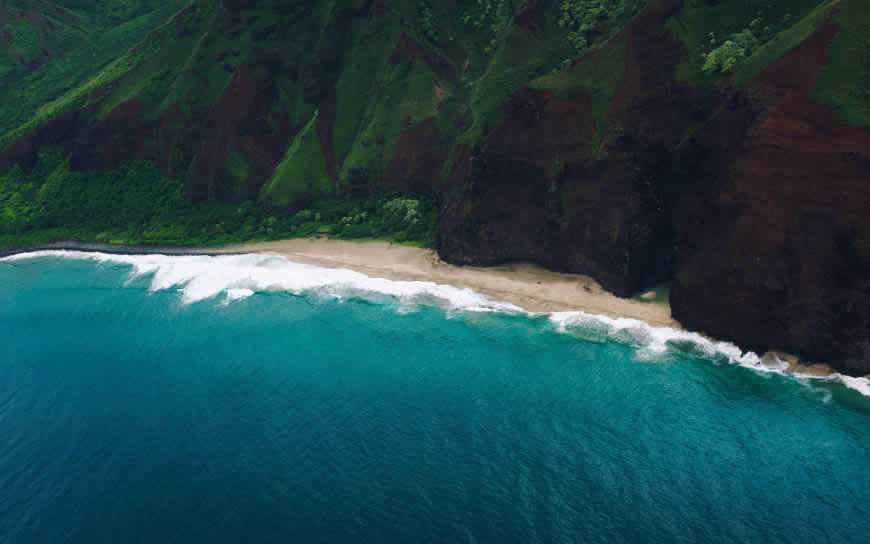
[2,0,655,205]
[3,0,863,245]
[0,148,438,248]
[0,0,188,135]
[811,0,870,127]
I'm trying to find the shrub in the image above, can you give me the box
[703,29,761,73]
[340,224,374,239]
[559,0,639,50]
[340,211,369,225]
[291,209,315,225]
[419,0,438,42]
[383,198,422,230]
[460,0,513,54]
[0,150,440,249]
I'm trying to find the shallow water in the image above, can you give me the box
[1,254,868,543]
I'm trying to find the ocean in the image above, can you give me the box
[1,252,868,543]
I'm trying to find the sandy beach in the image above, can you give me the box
[205,238,870,383]
[203,237,680,329]
[4,237,865,383]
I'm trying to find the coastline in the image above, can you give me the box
[199,238,680,328]
[0,238,675,326]
[0,240,216,259]
[4,237,868,388]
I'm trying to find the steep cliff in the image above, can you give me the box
[670,1,870,375]
[1,0,868,374]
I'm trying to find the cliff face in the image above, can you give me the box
[671,15,870,376]
[439,0,690,296]
[1,0,869,374]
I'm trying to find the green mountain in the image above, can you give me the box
[1,0,869,375]
[0,0,189,132]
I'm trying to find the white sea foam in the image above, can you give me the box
[224,288,255,302]
[4,250,869,397]
[547,312,870,397]
[837,374,870,397]
[1,250,523,311]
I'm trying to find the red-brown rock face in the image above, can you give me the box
[185,63,293,202]
[672,23,870,374]
[438,1,692,296]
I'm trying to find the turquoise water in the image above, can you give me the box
[1,253,868,543]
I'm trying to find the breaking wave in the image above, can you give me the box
[3,250,868,397]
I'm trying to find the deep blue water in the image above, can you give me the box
[0,254,868,543]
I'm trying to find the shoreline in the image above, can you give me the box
[1,238,677,326]
[199,238,680,328]
[0,240,225,259]
[4,238,868,387]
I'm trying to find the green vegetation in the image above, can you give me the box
[0,150,437,250]
[559,0,643,50]
[812,0,870,127]
[2,0,868,255]
[261,110,332,208]
[458,0,559,145]
[665,0,824,84]
[702,28,760,74]
[732,1,834,85]
[461,0,513,55]
[269,5,454,204]
[728,0,870,128]
[6,18,44,60]
[529,32,626,158]
[226,151,249,185]
[419,0,438,42]
[0,1,188,139]
[455,0,640,150]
